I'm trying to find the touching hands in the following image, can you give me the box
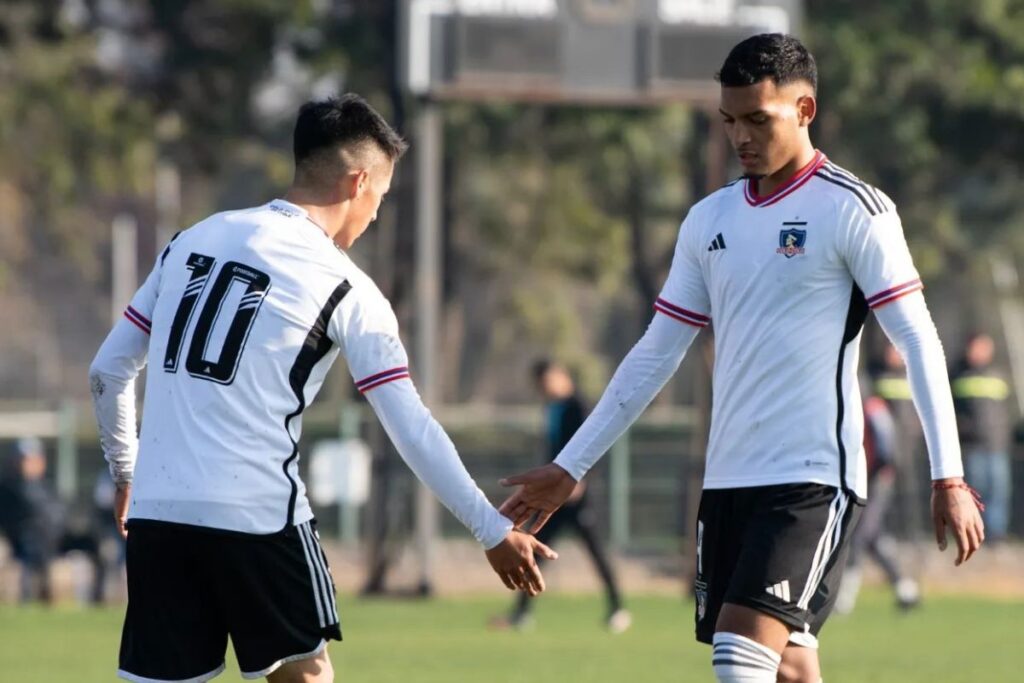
[498,463,579,534]
[931,477,985,566]
[485,530,557,596]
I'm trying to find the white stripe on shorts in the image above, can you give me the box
[305,523,338,624]
[797,491,849,610]
[297,522,328,628]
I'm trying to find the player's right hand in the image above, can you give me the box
[498,463,578,533]
[484,530,557,596]
[931,477,985,566]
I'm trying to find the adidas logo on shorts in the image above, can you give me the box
[765,579,791,602]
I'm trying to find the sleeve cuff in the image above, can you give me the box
[553,454,586,482]
[479,513,514,550]
[930,462,965,481]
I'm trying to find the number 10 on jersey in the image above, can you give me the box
[163,252,271,385]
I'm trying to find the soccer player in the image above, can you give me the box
[498,34,984,683]
[89,94,554,683]
[490,360,629,632]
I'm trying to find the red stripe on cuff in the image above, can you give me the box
[123,311,151,335]
[654,304,708,328]
[654,298,710,323]
[866,279,922,306]
[359,373,411,393]
[126,305,152,327]
[868,284,924,309]
[355,366,409,389]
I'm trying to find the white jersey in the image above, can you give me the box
[656,152,923,499]
[119,200,412,533]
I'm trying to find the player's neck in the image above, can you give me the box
[756,145,818,197]
[282,188,346,241]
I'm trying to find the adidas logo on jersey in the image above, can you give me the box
[707,233,727,252]
[765,580,791,602]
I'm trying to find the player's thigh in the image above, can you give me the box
[266,646,333,683]
[725,484,860,638]
[120,522,228,682]
[216,520,342,680]
[694,488,750,644]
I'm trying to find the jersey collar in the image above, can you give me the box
[744,150,826,208]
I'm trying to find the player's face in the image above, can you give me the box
[719,80,815,178]
[338,160,394,249]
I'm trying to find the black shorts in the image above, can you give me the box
[694,483,861,646]
[119,519,341,682]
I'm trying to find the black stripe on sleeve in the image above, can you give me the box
[835,285,869,495]
[282,280,353,528]
[814,170,879,216]
[160,231,183,265]
[823,163,886,213]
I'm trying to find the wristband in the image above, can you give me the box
[932,481,985,512]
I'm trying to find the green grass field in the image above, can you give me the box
[1,591,1018,682]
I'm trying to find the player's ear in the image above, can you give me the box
[343,169,368,200]
[797,94,817,127]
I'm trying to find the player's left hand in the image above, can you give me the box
[931,477,985,566]
[114,483,131,539]
[498,463,578,534]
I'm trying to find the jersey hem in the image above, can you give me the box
[702,472,866,499]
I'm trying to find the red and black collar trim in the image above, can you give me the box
[744,151,826,207]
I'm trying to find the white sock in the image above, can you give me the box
[712,632,781,682]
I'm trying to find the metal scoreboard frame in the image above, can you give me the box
[401,0,803,105]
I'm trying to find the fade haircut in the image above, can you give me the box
[716,33,817,92]
[292,94,408,178]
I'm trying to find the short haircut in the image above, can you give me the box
[292,94,408,173]
[532,359,553,384]
[716,33,817,92]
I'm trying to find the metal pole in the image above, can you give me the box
[609,430,631,549]
[111,214,138,324]
[413,100,443,594]
[339,404,362,543]
[56,400,78,501]
[155,160,182,254]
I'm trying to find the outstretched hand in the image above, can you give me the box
[485,530,558,596]
[931,478,985,566]
[498,463,578,534]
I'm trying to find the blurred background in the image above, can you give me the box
[0,1,1022,681]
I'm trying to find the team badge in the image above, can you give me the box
[695,579,709,621]
[777,225,807,258]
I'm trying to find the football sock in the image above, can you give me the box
[711,632,781,682]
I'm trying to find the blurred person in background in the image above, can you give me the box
[0,438,64,604]
[491,360,630,633]
[834,393,920,615]
[953,333,1012,542]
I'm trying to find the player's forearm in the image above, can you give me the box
[554,313,699,480]
[874,292,963,479]
[88,319,150,486]
[365,381,513,549]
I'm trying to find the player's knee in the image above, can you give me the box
[711,632,780,682]
[267,649,334,683]
[777,643,821,683]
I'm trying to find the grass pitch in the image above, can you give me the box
[1,591,1017,682]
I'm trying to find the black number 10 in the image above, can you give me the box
[163,252,271,385]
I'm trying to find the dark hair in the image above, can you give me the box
[716,33,817,92]
[532,359,553,384]
[292,94,408,169]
